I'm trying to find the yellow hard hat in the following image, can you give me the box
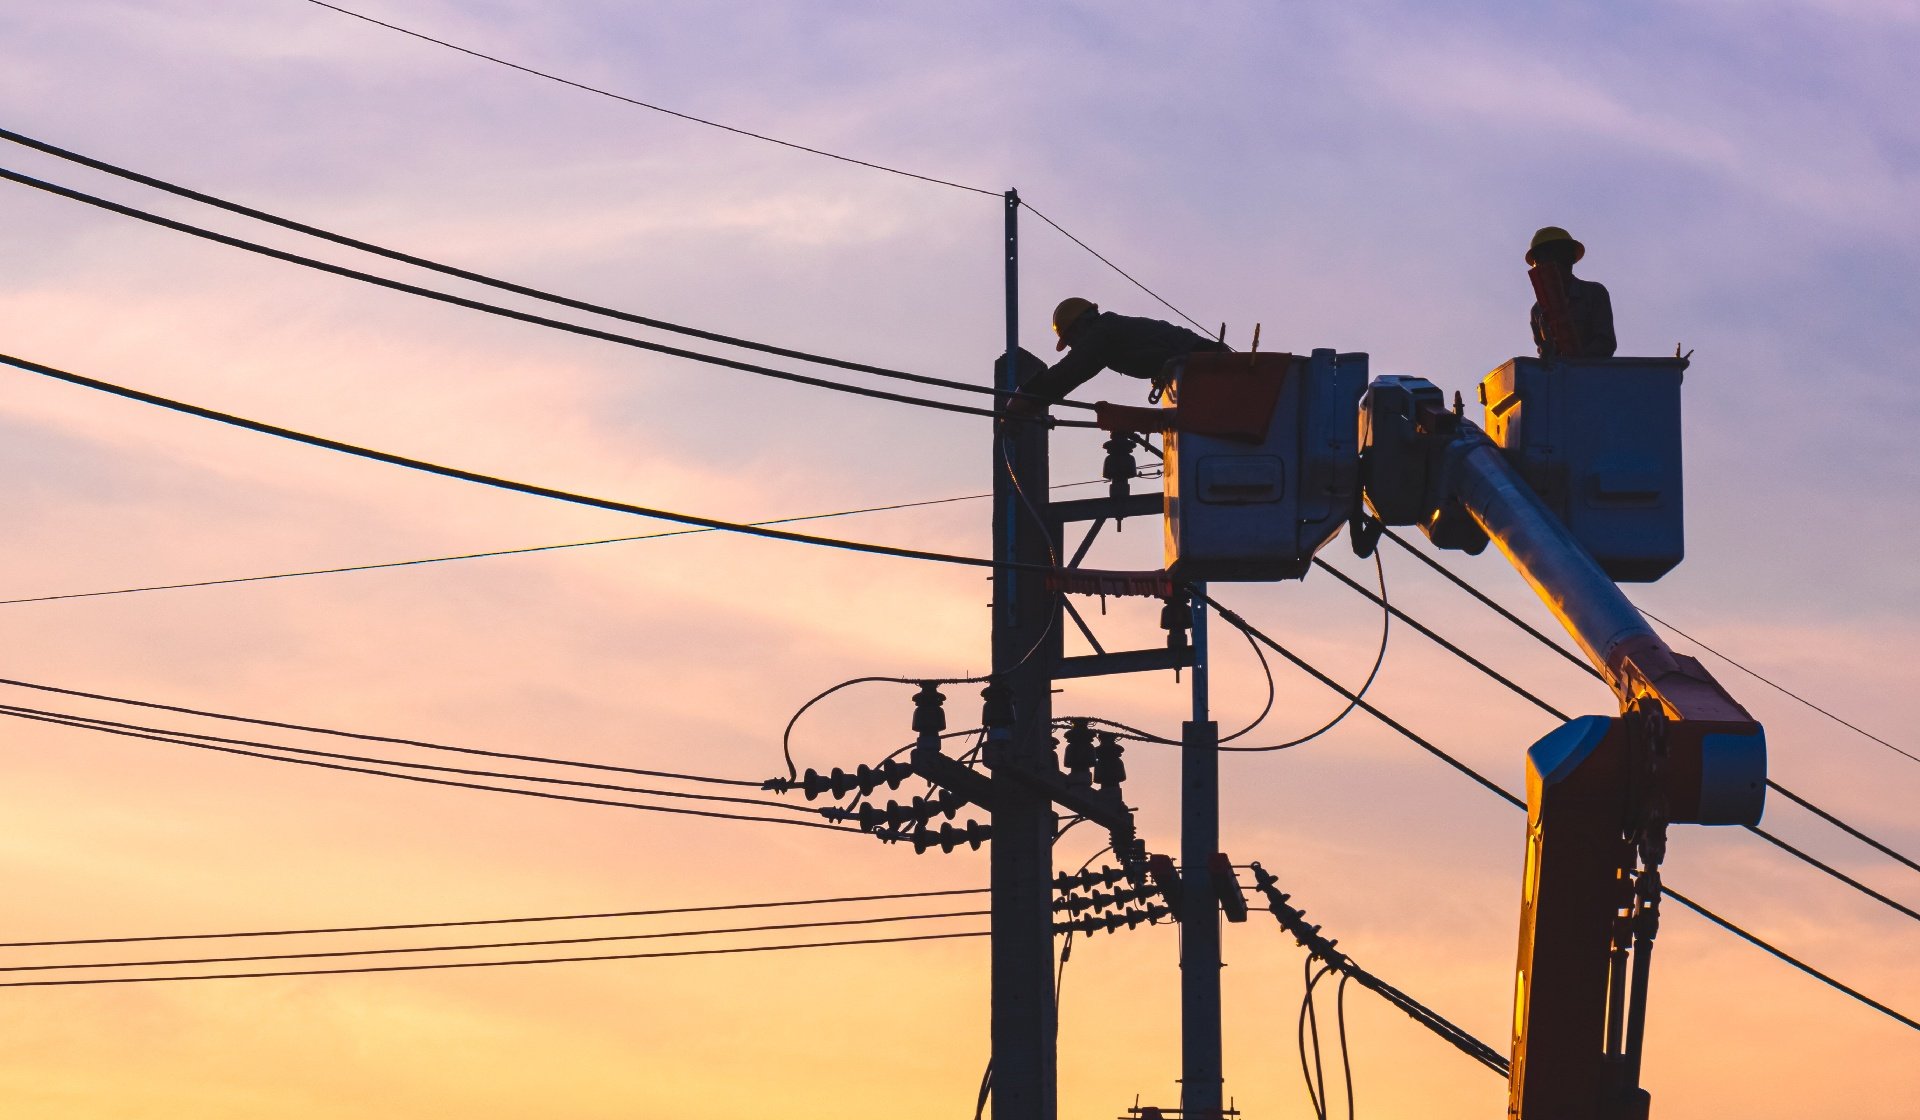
[1526,226,1585,265]
[1053,297,1097,351]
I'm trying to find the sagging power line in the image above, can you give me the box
[0,166,1100,427]
[297,1,1209,328]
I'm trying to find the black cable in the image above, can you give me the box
[0,351,1072,574]
[0,127,1101,414]
[0,481,1102,608]
[1208,598,1522,807]
[1315,548,1920,889]
[0,929,990,988]
[1656,886,1919,1031]
[1223,617,1920,1032]
[0,167,1106,428]
[1312,554,1560,719]
[1299,957,1330,1120]
[0,908,989,975]
[1017,202,1211,336]
[0,702,816,816]
[2,706,849,832]
[1336,973,1356,1120]
[1217,617,1276,744]
[0,676,762,788]
[1744,827,1919,922]
[295,5,1214,339]
[0,886,990,949]
[1221,552,1391,752]
[300,0,1000,197]
[1766,781,1920,875]
[1381,526,1597,677]
[1639,607,1917,766]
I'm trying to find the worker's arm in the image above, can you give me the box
[1018,345,1107,403]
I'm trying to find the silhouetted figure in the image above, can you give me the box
[1008,298,1227,414]
[1527,227,1617,360]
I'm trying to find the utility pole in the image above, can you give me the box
[1179,586,1224,1117]
[990,186,1059,1120]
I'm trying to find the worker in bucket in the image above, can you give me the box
[1005,298,1227,416]
[1527,227,1617,360]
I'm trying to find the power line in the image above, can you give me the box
[0,166,1106,427]
[0,676,764,788]
[1638,606,1916,766]
[300,0,1000,197]
[0,886,990,948]
[1210,600,1920,1033]
[0,701,815,816]
[1018,201,1211,337]
[2,705,849,832]
[0,908,989,974]
[1299,565,1920,917]
[0,127,1096,413]
[0,350,1070,574]
[0,929,989,988]
[0,481,1102,607]
[296,3,1210,324]
[1385,526,1916,768]
[1339,541,1920,891]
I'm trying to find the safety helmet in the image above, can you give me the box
[1526,226,1585,265]
[1053,297,1098,351]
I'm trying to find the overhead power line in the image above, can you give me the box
[0,167,1107,427]
[1340,539,1920,892]
[1637,606,1915,766]
[1383,526,1915,768]
[300,0,1000,196]
[0,480,1102,607]
[0,350,1057,574]
[297,2,1210,328]
[0,929,989,988]
[0,908,989,975]
[0,676,763,788]
[1207,599,1920,1033]
[0,701,815,816]
[0,886,990,949]
[0,127,1096,413]
[2,705,848,832]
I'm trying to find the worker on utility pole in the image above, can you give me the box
[1527,227,1617,360]
[1005,298,1228,415]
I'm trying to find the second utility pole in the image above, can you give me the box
[990,187,1059,1120]
[1180,588,1224,1116]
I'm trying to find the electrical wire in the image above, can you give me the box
[1220,552,1390,753]
[1336,973,1356,1120]
[1017,202,1211,337]
[299,0,1000,197]
[0,886,990,949]
[0,481,1104,608]
[1207,598,1518,806]
[0,167,1103,428]
[1300,957,1331,1120]
[0,929,990,988]
[0,701,817,816]
[1329,546,1920,898]
[2,705,849,832]
[1381,526,1596,676]
[0,908,989,975]
[0,127,1099,415]
[1638,607,1917,766]
[0,350,1080,575]
[0,676,761,788]
[1766,781,1920,875]
[295,5,1210,328]
[1221,616,1920,1033]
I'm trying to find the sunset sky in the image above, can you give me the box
[0,2,1914,1117]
